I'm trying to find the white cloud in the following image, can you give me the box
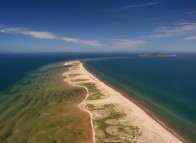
[23,31,57,39]
[0,27,57,39]
[184,36,196,40]
[124,1,159,8]
[112,39,146,48]
[80,40,104,47]
[61,37,104,47]
[61,37,79,43]
[147,22,196,38]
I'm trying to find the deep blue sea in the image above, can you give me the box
[0,53,195,142]
[83,54,196,142]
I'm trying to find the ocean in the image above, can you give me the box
[0,53,195,142]
[84,53,196,142]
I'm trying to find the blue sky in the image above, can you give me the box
[0,0,196,53]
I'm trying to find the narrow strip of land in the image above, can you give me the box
[64,61,183,143]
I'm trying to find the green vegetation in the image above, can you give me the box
[71,62,80,70]
[68,73,80,77]
[86,104,96,110]
[110,108,127,119]
[117,126,124,132]
[72,62,80,67]
[71,79,89,82]
[80,82,105,100]
[86,103,142,143]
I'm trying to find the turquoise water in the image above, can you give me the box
[84,54,196,142]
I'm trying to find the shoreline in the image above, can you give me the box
[64,60,184,143]
[82,61,187,143]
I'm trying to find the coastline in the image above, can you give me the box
[64,60,184,143]
[82,61,187,143]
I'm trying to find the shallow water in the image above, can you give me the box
[0,62,92,143]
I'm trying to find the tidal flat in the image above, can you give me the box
[0,62,92,143]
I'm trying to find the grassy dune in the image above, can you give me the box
[68,61,143,143]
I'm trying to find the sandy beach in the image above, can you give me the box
[63,60,183,143]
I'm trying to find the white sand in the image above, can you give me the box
[63,61,183,143]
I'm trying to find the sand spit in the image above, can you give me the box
[63,61,183,143]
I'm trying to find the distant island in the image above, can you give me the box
[139,53,176,57]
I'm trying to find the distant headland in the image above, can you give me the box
[139,53,176,57]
